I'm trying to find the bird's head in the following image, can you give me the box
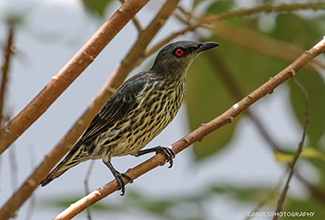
[151,41,219,79]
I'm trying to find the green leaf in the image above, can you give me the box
[193,0,235,14]
[271,13,324,48]
[83,0,113,16]
[289,71,325,147]
[206,0,235,14]
[192,0,209,8]
[186,51,237,160]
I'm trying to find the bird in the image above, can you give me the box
[40,41,219,195]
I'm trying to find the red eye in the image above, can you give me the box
[174,48,184,57]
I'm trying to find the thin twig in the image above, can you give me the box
[53,37,325,220]
[173,5,195,26]
[84,161,95,220]
[272,78,310,220]
[0,25,14,128]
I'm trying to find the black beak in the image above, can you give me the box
[196,42,219,53]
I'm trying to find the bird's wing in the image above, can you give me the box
[77,74,149,147]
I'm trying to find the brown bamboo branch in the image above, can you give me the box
[0,25,15,128]
[0,1,150,219]
[0,0,150,156]
[119,0,143,32]
[54,37,325,220]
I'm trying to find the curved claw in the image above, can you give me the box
[137,146,176,168]
[115,172,133,196]
[104,161,133,196]
[156,146,176,168]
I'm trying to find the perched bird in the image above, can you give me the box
[40,41,219,195]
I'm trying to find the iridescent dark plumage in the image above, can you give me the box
[40,41,219,195]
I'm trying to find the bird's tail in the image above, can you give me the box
[40,143,89,186]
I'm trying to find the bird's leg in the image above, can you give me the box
[103,161,133,196]
[137,146,175,168]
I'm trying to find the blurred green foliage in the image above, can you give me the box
[83,0,113,16]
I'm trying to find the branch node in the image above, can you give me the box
[26,179,37,188]
[268,88,274,94]
[105,84,117,95]
[226,116,234,123]
[288,69,296,77]
[158,19,166,26]
[83,51,95,62]
[3,127,18,138]
[118,7,126,13]
[92,190,102,198]
[303,50,313,57]
[182,137,191,145]
[51,75,59,81]
[121,58,133,68]
[246,95,254,102]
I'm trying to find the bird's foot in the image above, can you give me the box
[156,146,175,168]
[104,161,133,196]
[138,146,175,168]
[113,171,133,196]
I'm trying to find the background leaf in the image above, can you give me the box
[186,52,237,160]
[83,0,113,16]
[206,0,235,15]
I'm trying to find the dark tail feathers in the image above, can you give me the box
[40,143,88,186]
